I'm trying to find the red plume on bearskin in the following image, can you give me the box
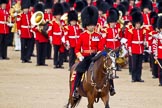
[81,6,99,28]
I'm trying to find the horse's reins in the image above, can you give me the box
[90,50,114,93]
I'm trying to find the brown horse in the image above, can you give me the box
[66,49,116,108]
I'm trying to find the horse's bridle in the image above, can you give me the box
[91,50,115,92]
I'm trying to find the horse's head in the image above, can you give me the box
[90,48,116,92]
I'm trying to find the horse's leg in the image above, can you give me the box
[101,94,110,108]
[87,92,95,108]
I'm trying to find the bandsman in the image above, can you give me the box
[0,0,10,60]
[17,0,32,63]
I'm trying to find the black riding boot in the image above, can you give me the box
[109,79,116,96]
[72,72,83,98]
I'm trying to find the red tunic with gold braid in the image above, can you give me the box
[17,12,32,39]
[65,25,81,48]
[49,19,64,45]
[127,27,146,54]
[103,25,121,50]
[75,30,104,57]
[0,8,9,34]
[157,32,162,59]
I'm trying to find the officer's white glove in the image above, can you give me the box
[78,56,84,62]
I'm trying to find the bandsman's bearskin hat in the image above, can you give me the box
[150,12,158,29]
[158,2,162,14]
[107,8,119,23]
[81,6,99,28]
[68,10,78,24]
[62,2,70,13]
[121,1,129,12]
[96,0,103,7]
[53,3,64,16]
[117,4,126,16]
[157,16,162,29]
[141,0,153,11]
[130,7,141,16]
[0,0,8,4]
[132,11,143,27]
[31,0,36,7]
[34,3,44,12]
[82,0,88,7]
[97,1,110,14]
[45,0,53,9]
[75,1,85,12]
[105,0,114,7]
[21,0,31,9]
[69,0,76,8]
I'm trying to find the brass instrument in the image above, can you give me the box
[31,11,45,31]
[9,1,22,32]
[31,11,49,39]
[61,13,68,25]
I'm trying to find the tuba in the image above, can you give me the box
[31,11,49,39]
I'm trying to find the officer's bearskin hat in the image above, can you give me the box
[62,2,70,13]
[158,2,162,14]
[53,3,64,16]
[132,11,143,27]
[117,4,126,16]
[150,12,158,29]
[45,0,53,9]
[141,0,153,11]
[75,1,85,12]
[68,10,78,24]
[0,0,8,4]
[81,6,99,28]
[107,8,119,23]
[157,16,162,29]
[34,3,44,12]
[21,0,31,9]
[97,1,110,14]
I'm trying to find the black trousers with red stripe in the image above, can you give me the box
[0,34,8,59]
[131,54,143,81]
[158,59,162,85]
